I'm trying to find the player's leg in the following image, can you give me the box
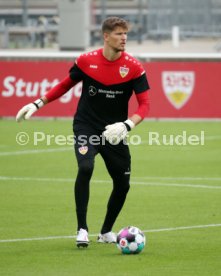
[74,129,98,247]
[98,142,131,242]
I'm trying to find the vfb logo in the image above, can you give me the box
[162,71,195,109]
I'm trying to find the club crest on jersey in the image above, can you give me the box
[119,66,129,78]
[78,146,88,155]
[162,71,195,109]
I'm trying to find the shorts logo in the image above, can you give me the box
[89,86,97,96]
[78,146,88,155]
[124,171,130,175]
[162,71,195,109]
[119,66,129,78]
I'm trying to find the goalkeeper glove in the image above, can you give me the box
[16,99,44,122]
[103,119,135,145]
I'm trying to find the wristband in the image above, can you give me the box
[124,119,135,131]
[33,99,44,109]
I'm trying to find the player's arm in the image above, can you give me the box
[103,91,149,145]
[128,90,150,126]
[103,72,150,145]
[16,76,76,122]
[16,60,84,122]
[124,70,150,128]
[42,76,77,104]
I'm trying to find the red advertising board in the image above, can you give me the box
[0,60,221,118]
[144,62,221,118]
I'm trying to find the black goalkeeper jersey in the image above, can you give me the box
[69,48,150,131]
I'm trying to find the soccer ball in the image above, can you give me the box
[116,226,146,254]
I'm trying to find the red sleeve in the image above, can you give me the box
[134,91,150,119]
[45,76,77,103]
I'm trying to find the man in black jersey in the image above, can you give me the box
[16,17,150,248]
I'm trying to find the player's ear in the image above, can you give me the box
[103,32,109,42]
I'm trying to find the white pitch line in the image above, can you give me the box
[0,147,72,156]
[0,176,220,189]
[0,133,220,156]
[131,181,221,189]
[0,176,75,183]
[0,134,220,156]
[143,223,221,233]
[0,223,220,243]
[1,175,221,183]
[133,176,221,182]
[0,236,74,243]
[204,135,221,140]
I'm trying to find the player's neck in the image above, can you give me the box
[102,47,122,61]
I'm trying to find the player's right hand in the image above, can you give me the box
[16,99,44,122]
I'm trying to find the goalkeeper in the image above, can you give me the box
[16,17,150,248]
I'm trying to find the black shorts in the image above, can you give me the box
[74,126,131,178]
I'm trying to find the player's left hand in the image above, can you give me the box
[103,119,135,145]
[103,122,127,145]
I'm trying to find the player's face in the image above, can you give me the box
[104,27,128,52]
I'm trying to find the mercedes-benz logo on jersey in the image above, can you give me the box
[88,86,97,96]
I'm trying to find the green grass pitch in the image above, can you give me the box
[0,119,221,276]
